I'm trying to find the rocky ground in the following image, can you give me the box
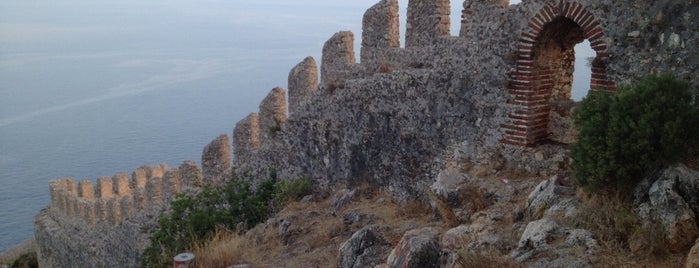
[192,158,699,268]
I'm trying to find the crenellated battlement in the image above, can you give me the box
[47,162,202,226]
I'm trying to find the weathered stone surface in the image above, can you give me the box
[688,238,699,268]
[233,113,260,167]
[637,176,699,251]
[202,134,231,183]
[526,175,577,218]
[288,57,318,115]
[162,169,181,202]
[661,164,699,218]
[321,31,355,89]
[96,177,113,199]
[258,87,287,145]
[387,228,441,268]
[131,168,147,189]
[338,225,392,268]
[112,173,131,196]
[406,0,450,47]
[511,218,597,267]
[361,0,400,67]
[179,160,202,188]
[78,180,94,200]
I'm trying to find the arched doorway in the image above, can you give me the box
[502,2,615,146]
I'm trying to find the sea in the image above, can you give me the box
[0,0,592,253]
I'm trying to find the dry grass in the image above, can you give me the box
[0,240,35,265]
[192,229,246,268]
[456,250,523,268]
[567,191,687,267]
[423,184,461,228]
[192,189,446,267]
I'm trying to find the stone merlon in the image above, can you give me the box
[321,31,356,89]
[361,0,400,63]
[288,57,319,115]
[202,134,231,183]
[406,0,450,48]
[258,87,287,144]
[233,113,260,167]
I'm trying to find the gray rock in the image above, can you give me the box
[387,228,441,268]
[526,175,576,218]
[638,173,699,251]
[337,225,392,268]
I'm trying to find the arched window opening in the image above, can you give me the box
[571,40,594,101]
[531,17,587,144]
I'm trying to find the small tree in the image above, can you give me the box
[571,74,699,193]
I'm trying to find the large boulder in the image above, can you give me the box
[637,172,699,251]
[510,218,597,267]
[387,228,441,268]
[337,225,392,268]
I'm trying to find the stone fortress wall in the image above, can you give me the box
[34,137,233,267]
[35,0,698,266]
[231,0,698,196]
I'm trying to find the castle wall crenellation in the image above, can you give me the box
[47,161,203,227]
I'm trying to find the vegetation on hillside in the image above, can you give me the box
[139,169,310,267]
[570,74,699,194]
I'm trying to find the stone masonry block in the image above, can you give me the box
[107,198,122,225]
[96,177,113,199]
[112,172,132,196]
[78,180,94,200]
[258,87,287,144]
[361,0,400,63]
[179,160,202,188]
[146,176,163,207]
[162,169,181,202]
[321,31,356,89]
[132,168,147,189]
[202,134,231,183]
[120,195,134,220]
[233,113,260,167]
[288,57,318,115]
[406,0,450,47]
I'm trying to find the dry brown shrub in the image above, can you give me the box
[456,250,522,268]
[566,192,685,266]
[192,229,244,268]
[458,184,488,214]
[423,184,461,228]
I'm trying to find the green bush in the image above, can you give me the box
[570,74,699,193]
[139,170,310,267]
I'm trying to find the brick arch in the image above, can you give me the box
[502,1,616,147]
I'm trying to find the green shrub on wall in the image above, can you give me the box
[571,74,699,194]
[139,170,310,267]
